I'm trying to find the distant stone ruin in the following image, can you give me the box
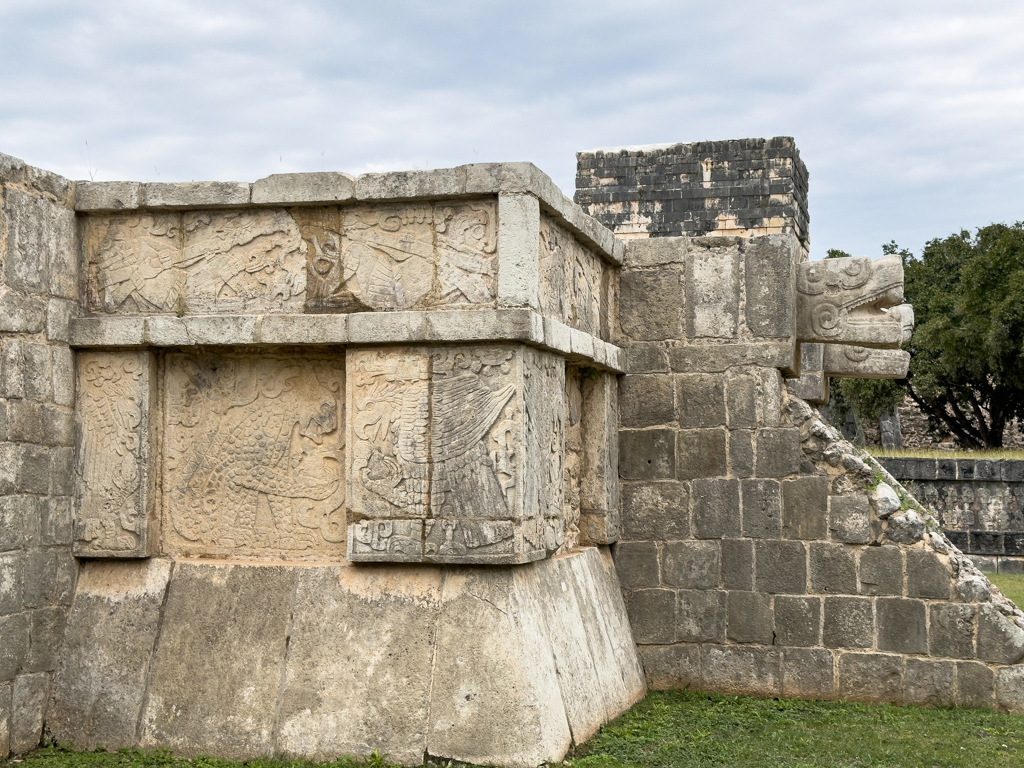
[1,138,1023,767]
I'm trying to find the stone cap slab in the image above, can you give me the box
[68,309,624,372]
[75,162,622,265]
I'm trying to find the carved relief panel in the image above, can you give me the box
[346,343,565,564]
[162,352,346,559]
[75,351,157,557]
[539,215,607,339]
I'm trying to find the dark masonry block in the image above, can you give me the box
[619,268,684,341]
[677,429,727,480]
[957,661,995,708]
[23,605,67,673]
[726,375,757,430]
[999,556,1024,574]
[905,458,937,481]
[743,237,794,339]
[970,531,1003,555]
[23,549,57,608]
[936,459,957,480]
[904,659,955,707]
[729,430,754,479]
[977,604,1024,664]
[676,589,726,643]
[0,612,31,681]
[810,543,858,594]
[619,375,675,428]
[754,540,806,594]
[721,538,753,590]
[975,460,998,481]
[1002,461,1024,482]
[692,478,741,538]
[637,644,701,690]
[625,589,677,645]
[1003,533,1024,556]
[838,653,902,702]
[782,648,835,699]
[929,603,975,659]
[741,479,781,539]
[823,596,873,649]
[878,458,906,478]
[663,540,720,589]
[17,445,51,495]
[945,530,969,552]
[727,591,773,644]
[783,476,829,540]
[876,598,927,654]
[619,429,676,480]
[774,595,821,647]
[828,495,870,544]
[613,541,661,590]
[701,644,781,697]
[907,549,952,599]
[621,481,690,541]
[676,374,727,428]
[754,428,801,478]
[623,342,669,374]
[958,460,976,480]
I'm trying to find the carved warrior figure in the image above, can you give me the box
[164,356,345,554]
[796,254,914,347]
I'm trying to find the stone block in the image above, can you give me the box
[0,614,29,682]
[54,551,77,606]
[0,682,8,756]
[497,194,540,310]
[0,553,23,615]
[744,236,797,338]
[0,444,13,496]
[721,538,753,590]
[613,541,660,589]
[139,562,296,758]
[809,543,858,594]
[4,190,54,295]
[754,428,800,477]
[838,653,903,702]
[725,375,758,429]
[618,268,683,341]
[1002,461,1024,482]
[0,496,38,552]
[22,344,52,401]
[828,494,871,544]
[701,645,781,696]
[977,604,1024,664]
[41,496,72,546]
[52,447,74,496]
[675,374,726,428]
[859,546,902,596]
[251,172,355,204]
[74,181,141,211]
[637,644,701,690]
[8,401,42,444]
[22,549,56,608]
[140,181,251,208]
[972,555,999,573]
[663,540,719,589]
[619,375,674,427]
[10,672,48,753]
[907,549,952,599]
[729,430,754,478]
[876,598,927,654]
[904,659,955,707]
[692,478,740,538]
[1000,557,1024,574]
[41,405,73,446]
[782,648,834,699]
[996,666,1024,711]
[668,342,795,373]
[620,482,690,541]
[15,445,50,495]
[23,606,66,673]
[782,476,829,540]
[936,458,956,480]
[823,597,874,649]
[727,591,772,644]
[741,478,781,538]
[957,661,995,708]
[929,604,975,659]
[75,352,157,558]
[0,292,46,334]
[677,429,727,479]
[625,589,676,645]
[676,590,726,643]
[774,596,820,647]
[623,342,669,374]
[754,540,806,594]
[620,429,676,481]
[580,372,620,544]
[685,244,738,339]
[958,459,976,480]
[0,341,24,399]
[971,531,1003,555]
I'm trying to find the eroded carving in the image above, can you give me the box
[540,215,605,337]
[75,351,155,557]
[823,344,911,379]
[163,353,345,557]
[796,254,913,347]
[85,214,181,314]
[562,368,584,553]
[523,347,567,554]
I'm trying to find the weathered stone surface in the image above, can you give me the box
[727,591,772,644]
[638,644,700,690]
[774,596,821,647]
[0,614,29,682]
[977,604,1024,664]
[823,345,910,379]
[838,653,902,701]
[163,352,347,560]
[904,659,955,707]
[618,268,683,341]
[828,495,871,544]
[741,478,781,538]
[497,194,540,309]
[754,428,800,477]
[782,648,834,699]
[754,540,806,594]
[620,375,674,427]
[859,545,902,595]
[726,374,758,430]
[620,429,676,481]
[677,429,727,480]
[613,541,660,589]
[685,241,739,339]
[626,589,676,645]
[693,478,740,539]
[721,538,753,590]
[929,603,976,659]
[676,374,726,428]
[10,672,48,754]
[744,236,798,339]
[676,589,726,643]
[620,481,689,540]
[885,511,926,545]
[907,549,952,599]
[662,540,719,589]
[957,661,995,708]
[782,476,828,540]
[701,645,781,696]
[75,351,157,558]
[876,598,927,654]
[0,683,9,757]
[140,181,251,208]
[809,543,858,594]
[538,214,607,337]
[579,372,620,544]
[251,172,355,205]
[48,560,172,750]
[823,597,873,649]
[996,666,1024,711]
[74,181,141,211]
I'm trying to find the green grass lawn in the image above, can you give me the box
[988,572,1024,608]
[12,691,1024,768]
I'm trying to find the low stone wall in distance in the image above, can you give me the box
[879,457,1024,574]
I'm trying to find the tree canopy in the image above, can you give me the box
[827,223,1024,448]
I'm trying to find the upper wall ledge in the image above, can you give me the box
[74,162,624,266]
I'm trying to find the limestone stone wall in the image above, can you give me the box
[0,155,79,755]
[613,234,1024,709]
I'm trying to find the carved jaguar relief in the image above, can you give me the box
[162,353,346,558]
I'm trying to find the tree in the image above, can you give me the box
[827,225,1024,448]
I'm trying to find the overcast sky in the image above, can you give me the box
[2,0,1023,258]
